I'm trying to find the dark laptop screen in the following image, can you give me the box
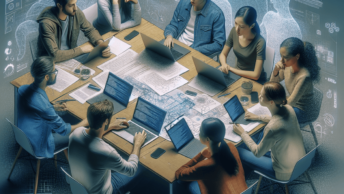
[104,72,133,106]
[133,97,167,133]
[223,95,245,122]
[167,118,194,151]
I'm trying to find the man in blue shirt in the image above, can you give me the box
[164,0,226,57]
[17,56,88,158]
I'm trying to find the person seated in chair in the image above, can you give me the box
[94,0,142,35]
[68,99,147,194]
[37,0,111,62]
[17,56,89,158]
[163,0,226,57]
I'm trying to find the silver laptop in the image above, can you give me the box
[189,57,241,96]
[74,38,111,64]
[113,97,167,147]
[166,117,206,159]
[141,33,190,61]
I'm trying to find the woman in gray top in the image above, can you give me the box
[94,0,141,34]
[219,6,266,83]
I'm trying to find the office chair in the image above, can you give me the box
[6,118,68,194]
[83,3,98,24]
[61,167,89,194]
[240,180,258,194]
[299,87,323,146]
[254,145,320,194]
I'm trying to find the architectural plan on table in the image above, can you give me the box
[191,94,221,114]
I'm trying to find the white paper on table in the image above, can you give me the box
[55,59,80,72]
[69,83,103,104]
[239,103,272,132]
[92,70,138,102]
[135,50,188,80]
[192,94,221,114]
[188,75,226,97]
[116,60,152,80]
[220,114,242,142]
[140,72,188,95]
[109,37,132,56]
[98,49,138,73]
[48,67,79,92]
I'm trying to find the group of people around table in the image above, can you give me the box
[17,0,321,193]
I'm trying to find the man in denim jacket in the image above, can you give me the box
[17,56,88,158]
[164,0,226,57]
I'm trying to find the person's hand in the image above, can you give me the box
[219,64,231,74]
[244,111,259,121]
[233,123,245,136]
[125,0,138,3]
[274,60,285,73]
[108,119,129,131]
[112,0,119,5]
[80,44,93,54]
[164,35,174,49]
[134,131,147,147]
[102,46,111,58]
[53,102,68,112]
[80,118,89,127]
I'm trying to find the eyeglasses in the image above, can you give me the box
[50,69,58,76]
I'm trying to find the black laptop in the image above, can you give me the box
[223,95,250,125]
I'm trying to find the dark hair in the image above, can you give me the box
[31,56,54,83]
[280,37,320,83]
[54,0,70,7]
[235,6,260,35]
[263,81,287,107]
[200,118,239,176]
[87,100,114,130]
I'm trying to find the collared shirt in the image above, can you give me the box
[164,0,226,56]
[17,83,71,158]
[178,6,201,46]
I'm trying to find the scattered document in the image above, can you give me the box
[55,59,80,72]
[98,49,138,73]
[140,72,188,95]
[48,67,79,92]
[192,94,221,114]
[69,83,103,104]
[109,37,132,56]
[136,50,188,80]
[116,61,152,80]
[188,75,225,96]
[220,114,242,142]
[239,103,272,132]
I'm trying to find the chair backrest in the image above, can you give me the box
[303,87,323,123]
[6,118,37,157]
[61,167,89,194]
[288,145,320,182]
[264,46,275,81]
[241,180,258,194]
[212,0,233,39]
[83,3,98,25]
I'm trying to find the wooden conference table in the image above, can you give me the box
[11,19,266,193]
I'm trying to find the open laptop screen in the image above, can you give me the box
[133,97,167,133]
[224,95,245,122]
[104,72,133,106]
[167,118,194,151]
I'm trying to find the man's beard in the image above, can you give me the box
[62,7,76,16]
[47,75,57,85]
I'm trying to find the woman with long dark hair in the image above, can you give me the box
[234,81,306,181]
[219,6,267,83]
[175,118,247,194]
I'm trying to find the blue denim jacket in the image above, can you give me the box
[18,84,71,158]
[164,0,226,56]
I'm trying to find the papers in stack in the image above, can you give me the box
[48,67,79,92]
[69,83,103,104]
[109,37,132,56]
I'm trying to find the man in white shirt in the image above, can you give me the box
[68,99,146,194]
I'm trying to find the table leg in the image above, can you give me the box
[169,182,173,194]
[14,87,18,126]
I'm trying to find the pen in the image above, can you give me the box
[218,92,231,98]
[88,84,101,91]
[55,99,76,104]
[116,118,126,119]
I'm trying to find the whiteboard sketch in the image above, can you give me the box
[323,113,335,127]
[212,0,233,38]
[260,0,302,63]
[15,20,39,61]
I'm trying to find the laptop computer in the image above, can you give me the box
[74,38,111,64]
[223,95,250,125]
[141,33,190,61]
[87,72,133,115]
[189,57,241,96]
[166,118,206,159]
[113,97,167,147]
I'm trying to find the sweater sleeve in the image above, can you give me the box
[270,68,285,82]
[104,151,139,177]
[241,126,276,158]
[78,9,103,46]
[287,75,312,107]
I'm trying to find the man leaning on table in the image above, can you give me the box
[36,0,111,62]
[68,99,147,194]
[17,56,89,159]
[163,0,226,57]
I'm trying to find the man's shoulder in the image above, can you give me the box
[207,1,224,16]
[74,7,87,20]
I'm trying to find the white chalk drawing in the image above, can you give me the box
[141,0,171,26]
[260,0,302,63]
[295,0,323,9]
[326,89,332,99]
[327,77,336,84]
[323,113,335,127]
[316,30,321,35]
[313,122,326,139]
[326,22,340,34]
[10,56,14,61]
[8,41,12,46]
[15,20,39,61]
[212,0,233,39]
[26,0,55,20]
[17,63,28,72]
[6,56,9,61]
[4,64,15,78]
[334,91,337,109]
[5,48,11,55]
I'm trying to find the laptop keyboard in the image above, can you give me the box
[171,49,183,59]
[179,139,205,159]
[127,121,157,145]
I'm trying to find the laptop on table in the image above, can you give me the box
[166,118,206,159]
[223,95,250,125]
[113,97,167,147]
[158,39,191,61]
[189,57,241,96]
[87,72,133,115]
[74,38,111,64]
